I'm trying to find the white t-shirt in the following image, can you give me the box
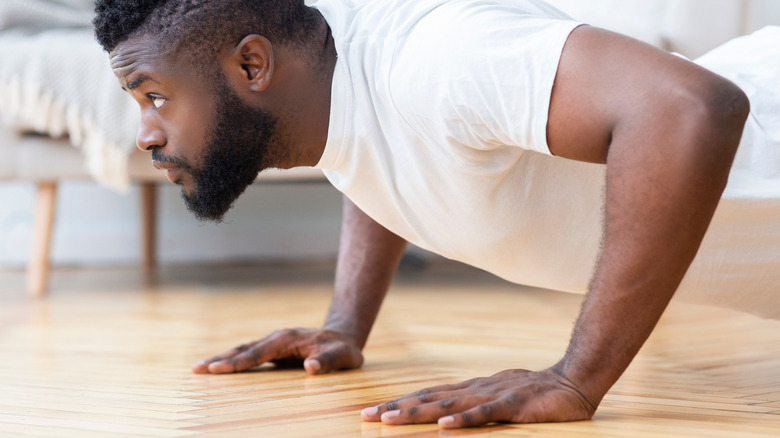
[312,0,780,319]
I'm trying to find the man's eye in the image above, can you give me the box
[150,95,167,109]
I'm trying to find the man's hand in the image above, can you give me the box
[361,368,596,428]
[192,328,364,375]
[192,197,406,376]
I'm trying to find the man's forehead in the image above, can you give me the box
[110,34,168,82]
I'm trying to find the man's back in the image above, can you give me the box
[313,0,603,289]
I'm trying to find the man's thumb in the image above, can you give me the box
[303,357,322,374]
[304,346,364,375]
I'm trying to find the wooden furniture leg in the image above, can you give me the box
[140,182,157,271]
[27,182,57,297]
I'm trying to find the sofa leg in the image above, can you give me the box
[27,182,57,297]
[140,182,157,271]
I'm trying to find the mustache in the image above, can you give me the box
[152,149,192,170]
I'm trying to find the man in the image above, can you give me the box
[94,0,779,429]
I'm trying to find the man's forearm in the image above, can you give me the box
[323,195,407,348]
[554,81,749,406]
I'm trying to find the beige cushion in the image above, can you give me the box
[0,127,90,181]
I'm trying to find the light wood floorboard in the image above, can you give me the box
[1,261,779,437]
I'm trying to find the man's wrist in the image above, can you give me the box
[549,355,611,409]
[322,318,370,349]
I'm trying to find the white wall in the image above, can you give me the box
[549,0,780,57]
[547,0,669,47]
[1,0,778,269]
[745,0,780,32]
[0,181,344,268]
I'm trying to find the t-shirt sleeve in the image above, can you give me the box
[389,2,581,156]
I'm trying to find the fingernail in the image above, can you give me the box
[361,406,378,417]
[381,410,400,420]
[439,416,455,426]
[305,359,321,373]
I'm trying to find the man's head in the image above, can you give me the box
[94,0,319,66]
[94,0,324,222]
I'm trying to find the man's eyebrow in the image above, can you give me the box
[122,74,158,91]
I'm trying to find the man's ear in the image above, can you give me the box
[229,35,274,92]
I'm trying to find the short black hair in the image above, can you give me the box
[93,0,321,59]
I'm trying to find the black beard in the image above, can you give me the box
[182,77,278,222]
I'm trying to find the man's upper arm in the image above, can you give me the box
[546,25,747,164]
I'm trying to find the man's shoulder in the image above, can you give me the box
[385,0,579,141]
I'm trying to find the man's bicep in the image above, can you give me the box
[546,25,718,164]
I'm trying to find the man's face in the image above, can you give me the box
[111,35,279,222]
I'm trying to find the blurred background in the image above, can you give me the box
[1,0,779,271]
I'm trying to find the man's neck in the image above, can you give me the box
[274,17,337,169]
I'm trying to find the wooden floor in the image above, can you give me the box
[1,260,779,437]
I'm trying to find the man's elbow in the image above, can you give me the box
[643,76,750,195]
[707,78,750,130]
[692,78,750,154]
[670,77,750,175]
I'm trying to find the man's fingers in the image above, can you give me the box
[362,382,474,421]
[361,389,475,423]
[207,338,287,374]
[191,361,212,374]
[368,397,481,425]
[191,329,366,375]
[191,343,253,374]
[195,330,304,374]
[439,400,512,429]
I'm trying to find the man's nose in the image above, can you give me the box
[136,116,166,151]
